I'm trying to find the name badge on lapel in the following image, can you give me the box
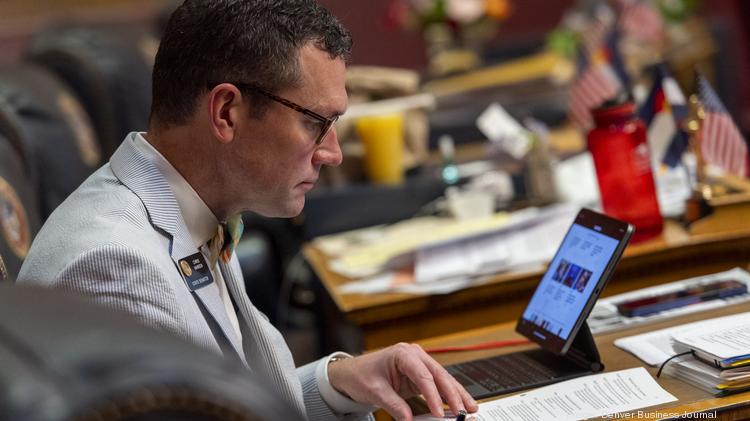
[178,252,214,291]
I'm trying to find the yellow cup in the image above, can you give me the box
[355,113,405,185]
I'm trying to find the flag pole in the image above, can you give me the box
[683,93,712,224]
[686,93,707,189]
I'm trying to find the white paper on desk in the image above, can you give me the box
[322,213,513,278]
[414,234,510,284]
[415,367,676,421]
[614,325,686,366]
[337,272,396,294]
[414,205,576,284]
[671,312,750,360]
[337,272,481,296]
[615,311,750,367]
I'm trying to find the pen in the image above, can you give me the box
[455,409,466,421]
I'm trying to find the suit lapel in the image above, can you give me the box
[110,134,245,361]
[219,258,307,417]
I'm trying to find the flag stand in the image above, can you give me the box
[683,95,750,234]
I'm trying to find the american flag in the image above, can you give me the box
[568,46,623,130]
[568,4,627,130]
[697,74,749,177]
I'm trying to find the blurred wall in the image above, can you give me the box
[317,0,575,71]
[0,0,167,64]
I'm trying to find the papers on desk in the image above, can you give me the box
[671,312,750,368]
[415,367,676,421]
[663,355,750,396]
[317,213,512,278]
[614,325,684,367]
[615,311,750,367]
[326,204,578,295]
[414,207,572,284]
[615,312,750,395]
[657,312,750,395]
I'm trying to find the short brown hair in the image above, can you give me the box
[149,0,352,128]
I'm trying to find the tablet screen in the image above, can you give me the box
[517,208,632,354]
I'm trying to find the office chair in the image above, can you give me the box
[0,284,302,421]
[0,132,40,280]
[26,26,155,158]
[0,64,100,219]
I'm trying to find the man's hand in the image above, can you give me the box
[327,343,478,421]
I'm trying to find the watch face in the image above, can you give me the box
[328,354,350,366]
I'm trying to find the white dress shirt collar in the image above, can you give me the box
[131,132,219,248]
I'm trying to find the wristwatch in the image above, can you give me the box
[318,351,376,413]
[327,353,350,367]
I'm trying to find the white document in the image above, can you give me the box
[337,271,481,296]
[615,311,750,367]
[614,327,680,367]
[671,312,750,360]
[414,204,577,284]
[337,272,396,295]
[414,234,510,284]
[415,367,676,421]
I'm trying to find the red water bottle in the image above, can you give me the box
[588,99,663,242]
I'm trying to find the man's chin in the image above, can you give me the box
[255,197,305,219]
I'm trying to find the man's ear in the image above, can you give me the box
[207,83,244,144]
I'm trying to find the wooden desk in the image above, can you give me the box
[305,219,750,352]
[414,301,750,420]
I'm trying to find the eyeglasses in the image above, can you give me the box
[217,82,338,145]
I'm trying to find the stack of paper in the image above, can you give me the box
[324,204,579,295]
[666,313,750,395]
[665,356,750,396]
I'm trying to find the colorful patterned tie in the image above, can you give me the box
[207,214,244,266]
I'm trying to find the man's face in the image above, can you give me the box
[230,43,347,217]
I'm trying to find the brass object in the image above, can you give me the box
[683,93,712,225]
[683,94,750,233]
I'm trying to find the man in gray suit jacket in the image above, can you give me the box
[18,1,477,420]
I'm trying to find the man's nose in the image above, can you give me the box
[312,128,343,167]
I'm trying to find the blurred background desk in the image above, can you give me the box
[304,218,750,352]
[414,300,750,419]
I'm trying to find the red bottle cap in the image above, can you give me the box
[592,101,636,126]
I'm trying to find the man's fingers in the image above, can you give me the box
[429,363,465,414]
[396,345,445,417]
[374,382,416,421]
[413,346,474,415]
[453,377,479,412]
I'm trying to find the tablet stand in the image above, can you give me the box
[564,321,604,372]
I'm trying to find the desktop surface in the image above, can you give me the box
[305,219,750,352]
[416,300,750,419]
